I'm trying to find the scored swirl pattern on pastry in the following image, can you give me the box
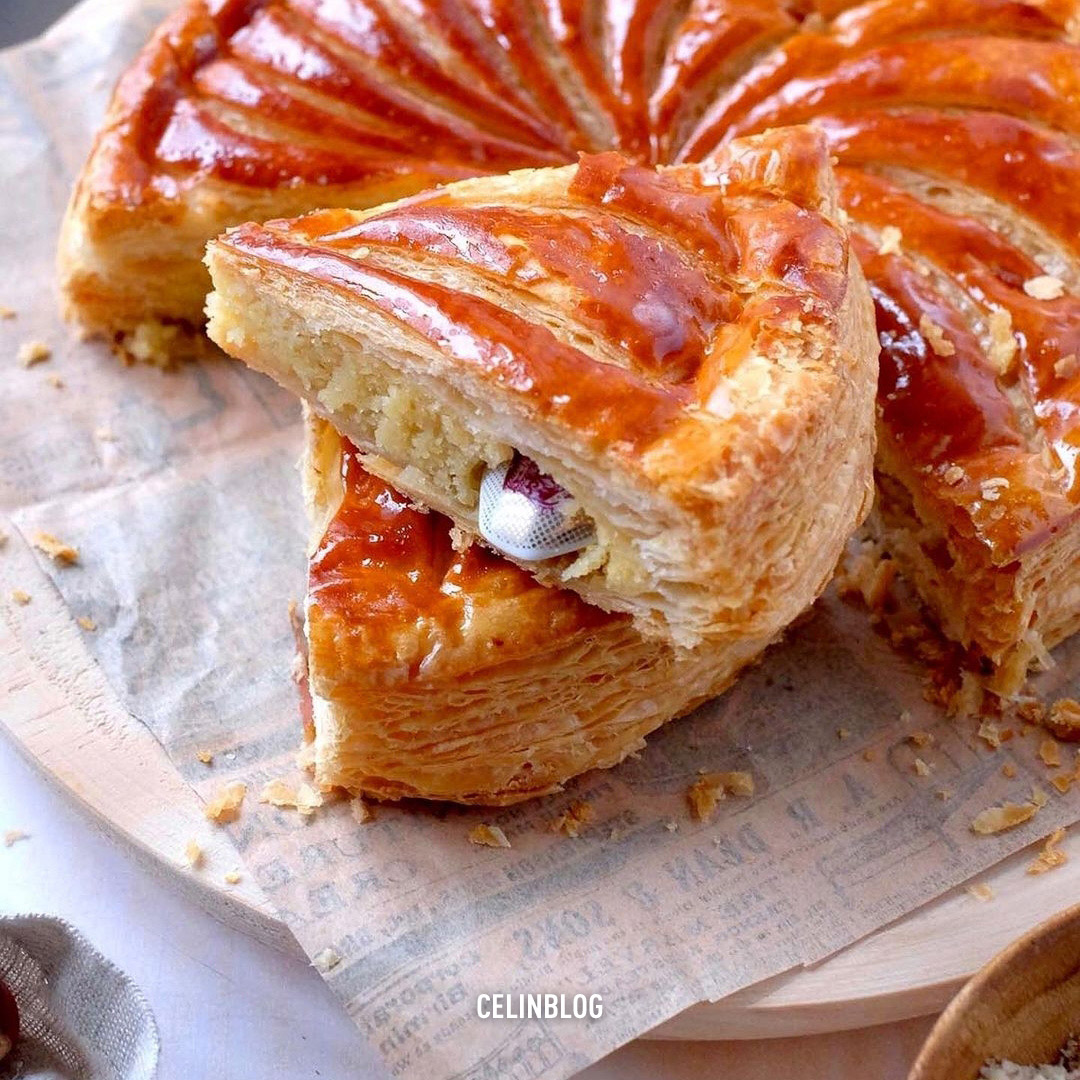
[141,0,1078,545]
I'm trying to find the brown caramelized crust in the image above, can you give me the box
[66,0,1080,679]
[207,132,878,646]
[302,414,772,803]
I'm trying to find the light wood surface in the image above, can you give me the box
[2,520,1076,1041]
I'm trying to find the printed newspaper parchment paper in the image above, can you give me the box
[1,4,1079,1078]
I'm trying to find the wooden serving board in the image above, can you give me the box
[2,532,1077,1041]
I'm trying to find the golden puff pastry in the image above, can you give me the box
[675,0,1080,693]
[206,130,879,647]
[57,0,563,363]
[299,411,772,804]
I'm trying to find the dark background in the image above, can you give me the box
[2,0,84,48]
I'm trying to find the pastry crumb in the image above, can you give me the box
[1027,827,1067,876]
[919,314,956,356]
[971,798,1040,835]
[943,464,965,486]
[295,740,317,772]
[949,672,984,719]
[0,305,15,319]
[1045,699,1080,742]
[17,340,50,367]
[913,757,932,777]
[204,781,246,824]
[936,789,954,801]
[349,798,374,824]
[47,374,64,389]
[260,778,324,816]
[909,731,934,748]
[551,800,594,838]
[1055,353,1079,379]
[1039,738,1062,769]
[183,839,203,869]
[1002,763,1017,779]
[836,727,851,740]
[10,589,30,606]
[966,882,994,902]
[195,750,213,765]
[862,748,876,762]
[469,823,511,849]
[663,820,679,832]
[3,829,29,848]
[76,616,96,631]
[987,307,1018,373]
[980,477,1009,502]
[1023,274,1065,300]
[978,718,1002,749]
[877,225,903,256]
[32,531,79,565]
[312,947,341,973]
[224,869,242,885]
[687,771,755,823]
[1052,773,1074,794]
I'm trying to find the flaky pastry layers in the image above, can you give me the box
[674,1,1080,693]
[65,0,1080,683]
[300,412,770,803]
[207,132,879,646]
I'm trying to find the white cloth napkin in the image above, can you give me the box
[0,916,158,1079]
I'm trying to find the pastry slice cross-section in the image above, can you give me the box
[207,128,879,646]
[299,412,771,804]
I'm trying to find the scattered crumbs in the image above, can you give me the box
[936,789,953,801]
[836,727,851,741]
[0,305,14,319]
[978,717,1002,750]
[183,839,203,869]
[919,314,956,356]
[312,947,341,973]
[1045,698,1080,742]
[469,823,511,849]
[909,731,934,748]
[3,830,29,848]
[76,616,96,631]
[1016,699,1047,726]
[224,869,242,885]
[1023,274,1065,300]
[987,306,1018,373]
[1027,827,1067,876]
[551,800,594,838]
[1052,773,1074,795]
[877,225,902,256]
[1055,353,1079,379]
[971,799,1040,835]
[32,531,79,565]
[1039,738,1062,769]
[295,740,317,772]
[94,427,117,442]
[47,374,64,389]
[899,709,912,724]
[949,671,984,719]
[204,781,246,824]
[966,882,994,903]
[913,757,932,777]
[259,778,324,816]
[1002,763,1017,779]
[195,749,213,765]
[1032,785,1049,808]
[17,340,50,367]
[10,589,30,606]
[686,771,755,823]
[663,820,679,833]
[980,477,1010,502]
[862,748,877,762]
[349,798,374,825]
[943,464,965,486]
